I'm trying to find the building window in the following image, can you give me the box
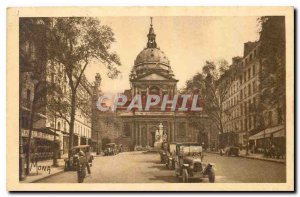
[64,121,66,132]
[248,68,251,79]
[248,84,251,95]
[26,89,31,108]
[249,116,252,129]
[240,104,243,115]
[268,111,273,126]
[253,81,256,92]
[21,115,28,129]
[57,122,61,131]
[253,65,256,75]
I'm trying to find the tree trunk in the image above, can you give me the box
[68,89,76,159]
[25,103,35,175]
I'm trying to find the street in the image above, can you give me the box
[37,151,286,183]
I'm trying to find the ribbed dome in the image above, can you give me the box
[134,48,170,66]
[129,18,175,80]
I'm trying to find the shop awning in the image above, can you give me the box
[35,127,60,136]
[21,128,58,141]
[249,125,285,140]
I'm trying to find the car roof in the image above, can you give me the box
[175,142,201,146]
[72,145,90,149]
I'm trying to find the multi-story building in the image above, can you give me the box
[20,18,93,158]
[221,41,285,151]
[44,64,93,154]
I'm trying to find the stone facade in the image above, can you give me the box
[112,20,218,150]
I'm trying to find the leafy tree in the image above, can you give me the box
[202,60,231,135]
[258,16,285,123]
[182,59,230,144]
[47,18,121,157]
[20,18,53,175]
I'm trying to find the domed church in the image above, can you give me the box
[117,18,217,150]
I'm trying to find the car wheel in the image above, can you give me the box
[208,168,215,183]
[182,169,189,183]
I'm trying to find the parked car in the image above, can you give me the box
[104,143,118,156]
[165,143,176,170]
[64,145,93,171]
[174,143,215,183]
[220,146,239,156]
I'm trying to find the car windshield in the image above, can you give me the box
[180,145,202,155]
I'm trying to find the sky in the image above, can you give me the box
[84,16,260,94]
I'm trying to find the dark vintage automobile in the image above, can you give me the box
[174,143,215,183]
[220,146,239,156]
[64,145,94,171]
[104,143,118,156]
[165,143,176,170]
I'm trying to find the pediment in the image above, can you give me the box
[138,73,170,81]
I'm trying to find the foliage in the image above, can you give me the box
[257,16,285,122]
[182,59,230,134]
[46,17,121,156]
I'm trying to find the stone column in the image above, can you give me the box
[171,122,174,142]
[167,122,170,143]
[139,124,142,146]
[146,123,149,147]
[135,122,139,146]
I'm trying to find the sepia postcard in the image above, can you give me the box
[6,6,294,191]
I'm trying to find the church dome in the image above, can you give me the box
[135,48,169,66]
[130,18,174,80]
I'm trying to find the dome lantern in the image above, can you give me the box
[147,17,157,48]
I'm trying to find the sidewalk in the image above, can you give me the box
[238,150,286,164]
[21,155,67,183]
[206,150,286,164]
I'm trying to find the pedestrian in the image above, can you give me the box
[77,151,87,183]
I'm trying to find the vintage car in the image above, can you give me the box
[165,143,177,170]
[104,143,118,156]
[64,145,94,171]
[174,143,215,183]
[220,146,239,156]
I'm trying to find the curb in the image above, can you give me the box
[21,168,65,183]
[205,151,286,164]
[31,169,65,183]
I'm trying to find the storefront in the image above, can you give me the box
[249,125,285,153]
[21,128,59,161]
